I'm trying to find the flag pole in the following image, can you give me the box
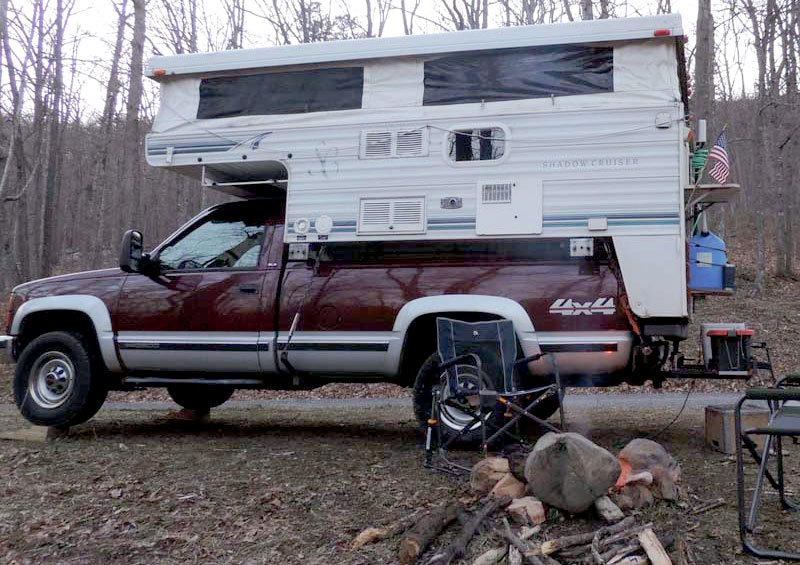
[694,123,728,185]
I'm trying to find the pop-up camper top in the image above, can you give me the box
[146,15,697,324]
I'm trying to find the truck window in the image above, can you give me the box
[157,208,269,271]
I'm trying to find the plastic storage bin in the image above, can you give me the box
[689,231,728,290]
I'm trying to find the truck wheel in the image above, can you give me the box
[166,384,234,410]
[14,331,108,428]
[412,352,505,445]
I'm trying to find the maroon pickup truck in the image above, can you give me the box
[2,198,637,440]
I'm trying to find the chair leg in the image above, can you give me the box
[776,435,800,511]
[743,434,781,491]
[748,433,772,531]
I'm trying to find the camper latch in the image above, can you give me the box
[288,243,310,261]
[570,238,594,257]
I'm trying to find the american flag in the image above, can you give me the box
[707,130,730,184]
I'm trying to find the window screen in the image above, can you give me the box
[197,67,364,119]
[448,128,506,162]
[423,45,613,106]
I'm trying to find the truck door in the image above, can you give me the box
[115,202,281,374]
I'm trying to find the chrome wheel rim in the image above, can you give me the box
[437,365,485,432]
[28,351,75,409]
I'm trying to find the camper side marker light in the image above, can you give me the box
[654,29,671,36]
[153,69,166,76]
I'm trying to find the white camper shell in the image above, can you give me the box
[146,14,691,321]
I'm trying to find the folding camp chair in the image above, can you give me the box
[424,317,565,470]
[735,375,800,561]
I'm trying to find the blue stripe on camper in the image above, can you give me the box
[285,214,680,234]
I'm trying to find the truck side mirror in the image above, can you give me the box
[119,229,144,273]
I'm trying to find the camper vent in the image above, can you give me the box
[481,182,513,203]
[358,197,426,235]
[360,128,428,159]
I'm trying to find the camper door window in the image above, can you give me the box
[423,45,613,106]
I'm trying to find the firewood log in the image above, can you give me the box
[426,496,510,565]
[398,503,459,564]
[539,517,635,555]
[637,528,672,565]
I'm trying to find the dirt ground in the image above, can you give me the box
[1,401,799,565]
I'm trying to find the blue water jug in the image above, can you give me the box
[689,232,727,290]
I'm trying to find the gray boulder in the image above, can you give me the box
[524,432,621,514]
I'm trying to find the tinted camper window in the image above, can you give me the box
[423,45,612,106]
[197,67,364,119]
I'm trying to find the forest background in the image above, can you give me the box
[0,0,796,298]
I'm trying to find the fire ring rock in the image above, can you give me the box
[618,438,681,500]
[524,432,621,514]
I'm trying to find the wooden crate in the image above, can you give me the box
[705,404,770,455]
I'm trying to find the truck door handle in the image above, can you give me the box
[239,284,260,294]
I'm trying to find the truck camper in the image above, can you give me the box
[2,14,751,440]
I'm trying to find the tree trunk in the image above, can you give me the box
[93,0,128,267]
[694,0,714,129]
[122,0,146,239]
[580,0,593,20]
[40,0,65,277]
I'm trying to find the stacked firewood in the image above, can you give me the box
[351,433,690,565]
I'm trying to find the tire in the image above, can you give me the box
[412,352,504,445]
[412,353,562,445]
[166,384,235,410]
[14,331,108,428]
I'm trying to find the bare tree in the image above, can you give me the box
[398,0,422,34]
[437,0,490,30]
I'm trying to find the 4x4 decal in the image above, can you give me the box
[549,297,615,316]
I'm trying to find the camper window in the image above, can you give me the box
[423,45,613,106]
[448,128,506,162]
[197,67,364,119]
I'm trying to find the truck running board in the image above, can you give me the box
[122,377,264,387]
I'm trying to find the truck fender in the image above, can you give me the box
[389,295,541,375]
[10,295,122,373]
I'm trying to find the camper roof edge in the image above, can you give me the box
[146,14,683,79]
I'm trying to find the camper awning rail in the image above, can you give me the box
[146,14,683,79]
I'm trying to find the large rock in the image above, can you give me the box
[618,439,681,501]
[470,457,511,495]
[524,432,621,514]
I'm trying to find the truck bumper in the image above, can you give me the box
[0,335,14,365]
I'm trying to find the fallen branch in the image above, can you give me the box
[603,541,642,564]
[540,517,635,555]
[352,509,422,549]
[599,523,653,550]
[501,517,546,565]
[427,496,510,565]
[594,496,625,523]
[472,547,507,565]
[590,529,606,565]
[637,528,672,565]
[689,498,725,515]
[399,503,459,564]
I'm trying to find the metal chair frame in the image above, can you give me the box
[424,318,565,471]
[735,375,800,561]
